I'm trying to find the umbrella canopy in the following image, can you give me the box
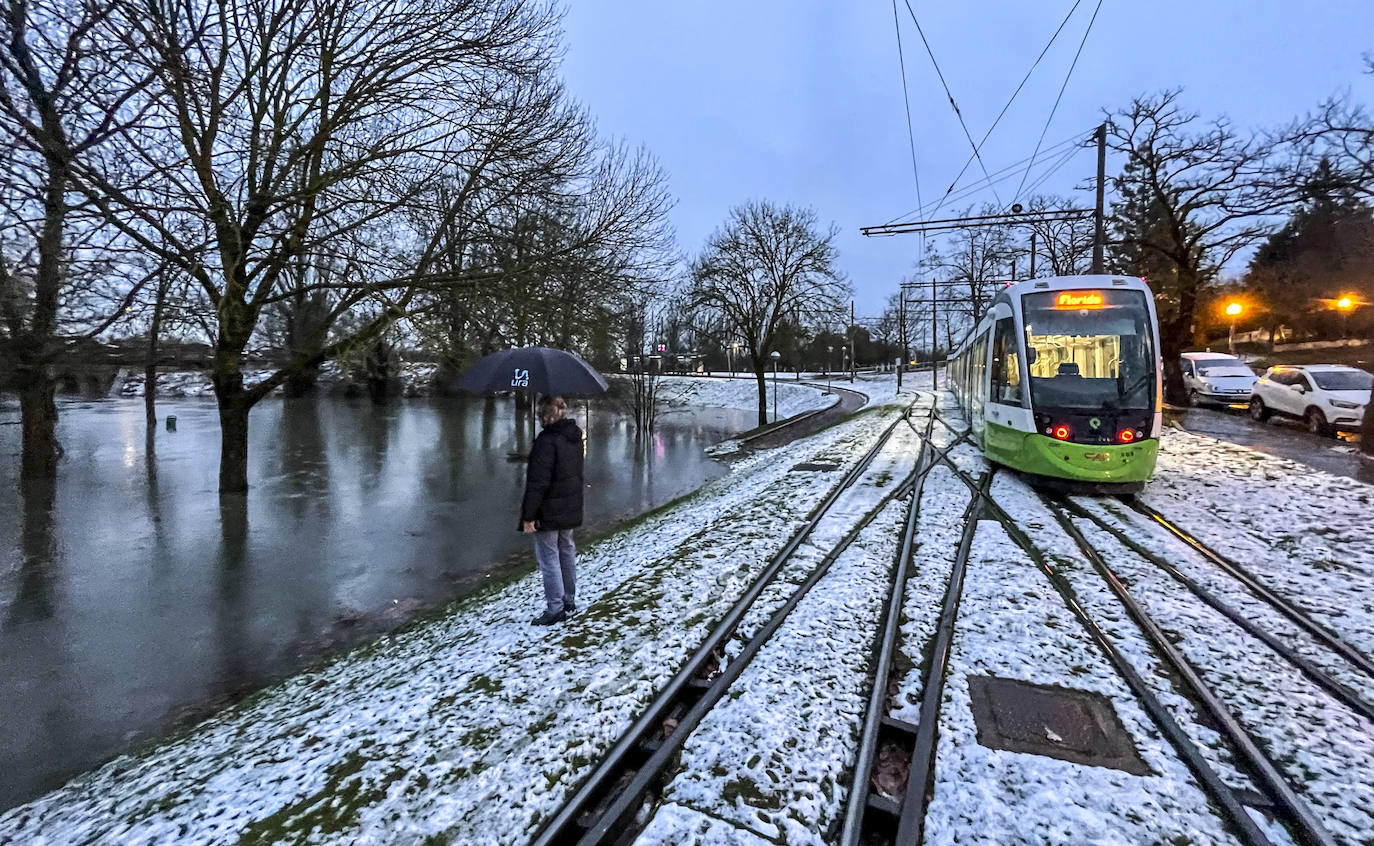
[452,346,609,396]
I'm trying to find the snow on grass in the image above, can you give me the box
[991,474,1295,846]
[654,376,837,420]
[644,429,920,845]
[1144,429,1374,659]
[924,502,1240,846]
[721,422,921,665]
[0,401,901,845]
[1068,516,1374,844]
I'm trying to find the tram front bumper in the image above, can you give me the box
[987,423,1158,484]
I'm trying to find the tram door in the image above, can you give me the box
[970,328,992,441]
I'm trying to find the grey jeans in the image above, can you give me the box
[534,529,576,615]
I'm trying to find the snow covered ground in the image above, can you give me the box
[0,385,917,845]
[654,375,837,420]
[115,361,440,398]
[7,384,1373,845]
[641,427,921,845]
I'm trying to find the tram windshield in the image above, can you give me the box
[1022,289,1156,411]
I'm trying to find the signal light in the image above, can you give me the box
[1119,429,1136,443]
[1052,425,1071,441]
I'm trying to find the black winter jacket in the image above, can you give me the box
[520,418,585,531]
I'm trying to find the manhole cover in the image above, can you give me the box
[791,462,840,472]
[967,675,1151,775]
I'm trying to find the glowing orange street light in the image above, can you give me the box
[1225,302,1243,353]
[1337,296,1355,338]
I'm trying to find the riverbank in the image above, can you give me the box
[1,388,830,811]
[0,378,904,843]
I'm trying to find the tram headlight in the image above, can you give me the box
[1051,424,1071,441]
[1118,428,1136,443]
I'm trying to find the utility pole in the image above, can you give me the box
[1029,231,1036,278]
[1093,122,1106,274]
[849,300,856,382]
[931,275,939,392]
[897,291,905,392]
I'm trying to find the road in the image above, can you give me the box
[1171,402,1374,484]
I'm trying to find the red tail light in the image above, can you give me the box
[1119,429,1136,443]
[1052,425,1071,441]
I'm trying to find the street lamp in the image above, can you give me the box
[1225,302,1242,354]
[827,345,835,395]
[729,342,739,376]
[770,350,781,423]
[1337,296,1354,338]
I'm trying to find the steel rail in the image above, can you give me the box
[1124,498,1374,682]
[528,406,915,846]
[1045,500,1336,846]
[1057,498,1374,724]
[569,451,920,846]
[916,412,1278,846]
[839,409,937,846]
[894,479,984,845]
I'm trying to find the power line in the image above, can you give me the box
[927,0,1087,220]
[879,127,1091,227]
[900,0,1002,207]
[1013,0,1106,202]
[890,0,925,266]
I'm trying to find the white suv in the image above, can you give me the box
[1249,364,1372,436]
[1180,352,1257,406]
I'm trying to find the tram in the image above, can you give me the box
[947,275,1162,491]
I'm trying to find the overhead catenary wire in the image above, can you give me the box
[880,127,1092,227]
[926,0,1087,221]
[900,0,1002,208]
[1013,0,1106,203]
[891,0,926,266]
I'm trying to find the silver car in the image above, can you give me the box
[1180,352,1257,406]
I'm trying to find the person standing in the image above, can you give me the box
[521,395,584,625]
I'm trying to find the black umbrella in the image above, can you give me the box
[453,346,609,396]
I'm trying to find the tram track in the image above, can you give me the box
[529,400,922,846]
[1121,499,1374,682]
[846,408,1290,846]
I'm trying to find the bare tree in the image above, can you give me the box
[0,0,151,480]
[1107,90,1293,404]
[687,201,849,426]
[1023,195,1096,277]
[69,0,577,493]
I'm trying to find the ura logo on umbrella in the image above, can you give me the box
[511,368,530,388]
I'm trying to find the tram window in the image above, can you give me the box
[990,318,1023,406]
[1021,289,1156,411]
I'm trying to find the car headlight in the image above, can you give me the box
[1202,383,1216,391]
[1329,399,1361,409]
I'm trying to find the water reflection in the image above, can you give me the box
[7,480,57,628]
[0,395,750,809]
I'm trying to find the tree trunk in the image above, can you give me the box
[754,365,768,427]
[145,284,165,428]
[213,352,254,493]
[1158,317,1190,407]
[17,364,60,481]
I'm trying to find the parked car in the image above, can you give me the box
[1180,352,1257,406]
[1249,364,1372,435]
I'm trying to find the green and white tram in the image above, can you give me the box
[948,275,1162,491]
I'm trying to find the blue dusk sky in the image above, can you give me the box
[559,1,1374,318]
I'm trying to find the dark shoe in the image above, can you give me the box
[532,610,566,626]
[563,600,576,615]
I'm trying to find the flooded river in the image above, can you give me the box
[0,395,750,809]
